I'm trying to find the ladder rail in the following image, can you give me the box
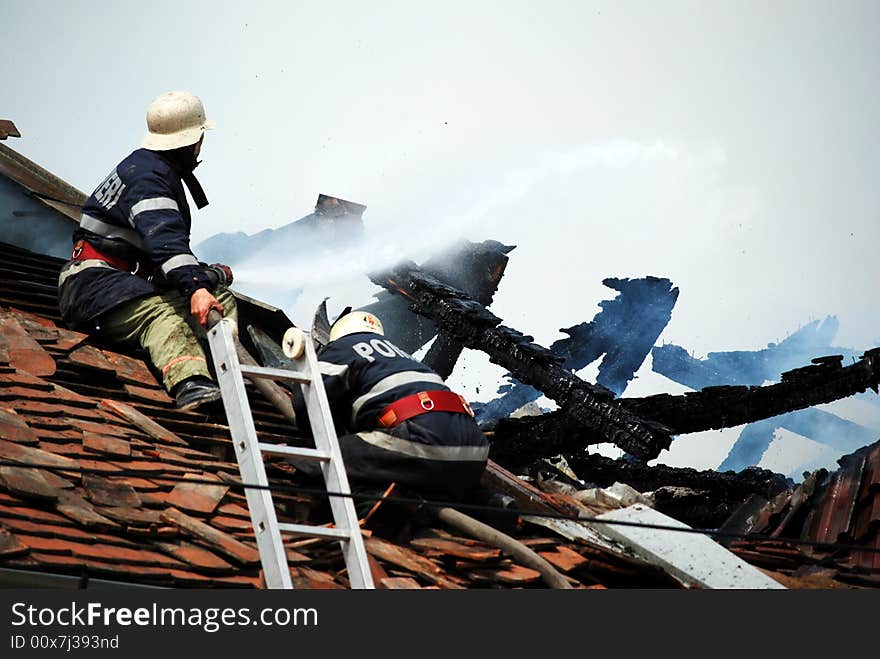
[299,334,375,589]
[208,318,292,589]
[207,316,375,589]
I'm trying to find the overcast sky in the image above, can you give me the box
[5,1,880,470]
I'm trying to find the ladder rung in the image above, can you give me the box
[259,443,331,462]
[240,364,311,384]
[278,523,352,539]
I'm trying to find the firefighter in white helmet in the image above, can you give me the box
[58,91,236,411]
[291,310,490,496]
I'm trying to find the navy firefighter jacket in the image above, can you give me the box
[291,332,489,463]
[57,148,214,329]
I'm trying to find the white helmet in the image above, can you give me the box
[329,311,384,342]
[142,91,214,151]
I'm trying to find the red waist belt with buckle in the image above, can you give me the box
[72,239,152,279]
[377,390,475,428]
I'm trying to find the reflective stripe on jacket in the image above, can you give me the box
[291,332,489,465]
[58,148,213,328]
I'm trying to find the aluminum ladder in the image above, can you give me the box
[206,315,374,589]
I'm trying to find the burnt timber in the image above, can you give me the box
[361,240,513,379]
[490,351,880,464]
[371,261,880,463]
[370,262,675,460]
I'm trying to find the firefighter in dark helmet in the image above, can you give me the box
[291,310,489,496]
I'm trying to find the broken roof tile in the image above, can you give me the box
[16,534,73,555]
[0,527,28,558]
[0,438,79,470]
[0,517,101,544]
[33,327,88,352]
[0,502,75,526]
[165,473,229,516]
[38,441,92,459]
[537,546,590,572]
[0,313,56,376]
[28,551,166,583]
[74,459,123,475]
[25,416,74,431]
[0,383,95,408]
[290,566,343,589]
[99,399,188,446]
[97,506,162,526]
[101,351,161,387]
[123,384,172,405]
[409,536,502,562]
[111,459,187,475]
[160,507,260,565]
[68,345,117,373]
[0,467,61,501]
[4,308,56,330]
[154,541,235,573]
[5,309,86,350]
[55,495,122,532]
[216,502,252,520]
[68,541,187,569]
[469,563,542,585]
[210,515,254,533]
[68,418,137,438]
[13,400,93,418]
[82,432,131,458]
[83,475,142,508]
[380,576,423,589]
[365,536,465,589]
[0,408,39,444]
[120,477,162,492]
[0,369,55,391]
[38,469,74,490]
[807,456,864,545]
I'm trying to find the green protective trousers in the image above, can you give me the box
[98,287,238,392]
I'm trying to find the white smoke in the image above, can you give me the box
[233,139,759,343]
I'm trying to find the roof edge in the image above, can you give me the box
[0,142,86,222]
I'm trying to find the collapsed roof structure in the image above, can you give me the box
[0,132,878,589]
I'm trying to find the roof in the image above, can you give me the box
[0,135,869,589]
[0,239,693,589]
[0,141,84,223]
[729,439,880,586]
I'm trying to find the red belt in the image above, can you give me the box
[72,239,152,279]
[377,390,475,428]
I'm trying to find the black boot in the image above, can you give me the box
[172,376,222,411]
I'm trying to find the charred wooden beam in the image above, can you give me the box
[488,411,593,466]
[621,351,880,434]
[490,351,880,464]
[369,262,674,460]
[421,240,511,379]
[564,453,793,528]
[361,239,512,378]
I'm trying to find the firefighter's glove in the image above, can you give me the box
[206,263,234,288]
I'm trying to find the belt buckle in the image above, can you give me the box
[418,392,434,411]
[71,240,84,259]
